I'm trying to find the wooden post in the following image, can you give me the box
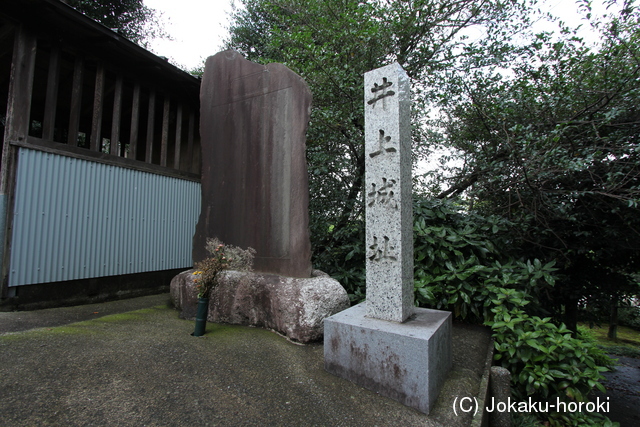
[43,44,61,142]
[1,25,37,297]
[90,63,105,152]
[2,26,36,159]
[186,108,195,173]
[110,74,123,156]
[145,90,155,163]
[128,83,140,159]
[160,96,170,167]
[68,57,84,146]
[173,103,183,169]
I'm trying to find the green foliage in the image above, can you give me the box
[546,411,619,427]
[436,2,640,327]
[65,0,169,47]
[313,220,366,303]
[490,300,609,403]
[617,305,640,330]
[226,0,535,284]
[576,326,617,369]
[581,320,640,357]
[414,198,616,425]
[414,198,555,321]
[512,412,542,427]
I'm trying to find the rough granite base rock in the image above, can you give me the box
[170,269,349,343]
[324,302,452,414]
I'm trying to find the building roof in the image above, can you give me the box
[1,0,200,97]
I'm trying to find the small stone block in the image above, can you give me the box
[324,303,452,414]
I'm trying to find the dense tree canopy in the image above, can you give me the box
[436,0,640,328]
[225,0,533,290]
[64,0,168,47]
[225,3,638,422]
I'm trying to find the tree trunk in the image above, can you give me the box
[608,294,619,341]
[564,296,578,336]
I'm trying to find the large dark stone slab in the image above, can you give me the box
[194,50,313,278]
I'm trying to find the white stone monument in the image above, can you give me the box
[324,63,452,414]
[364,63,414,323]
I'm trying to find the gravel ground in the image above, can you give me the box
[593,355,640,427]
[0,294,491,427]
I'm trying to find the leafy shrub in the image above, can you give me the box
[546,411,620,427]
[490,296,609,402]
[414,198,617,426]
[312,220,366,303]
[486,289,617,426]
[577,326,617,369]
[512,412,542,427]
[618,305,640,330]
[414,197,555,321]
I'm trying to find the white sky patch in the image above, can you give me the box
[141,0,621,183]
[143,0,615,71]
[536,0,620,44]
[144,0,234,71]
[417,0,619,177]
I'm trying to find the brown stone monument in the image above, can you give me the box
[173,51,349,340]
[194,50,312,278]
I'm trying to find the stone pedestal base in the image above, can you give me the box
[324,303,452,414]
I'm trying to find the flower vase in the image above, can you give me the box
[192,297,209,337]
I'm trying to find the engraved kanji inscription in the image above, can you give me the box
[363,63,415,323]
[367,177,398,209]
[368,235,398,262]
[367,77,395,106]
[369,129,397,158]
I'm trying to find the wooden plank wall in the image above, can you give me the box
[1,24,38,298]
[1,23,202,295]
[4,26,201,181]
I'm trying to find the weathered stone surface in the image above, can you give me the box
[323,62,452,416]
[169,270,199,320]
[170,269,349,343]
[364,62,414,322]
[489,366,512,427]
[194,50,313,278]
[324,303,453,414]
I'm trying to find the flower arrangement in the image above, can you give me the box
[192,237,256,299]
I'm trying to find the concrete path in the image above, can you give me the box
[0,294,491,426]
[593,355,640,426]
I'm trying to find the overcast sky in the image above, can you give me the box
[144,0,234,71]
[143,0,611,71]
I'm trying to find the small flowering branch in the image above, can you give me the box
[192,238,255,299]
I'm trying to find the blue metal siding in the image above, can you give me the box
[9,148,201,287]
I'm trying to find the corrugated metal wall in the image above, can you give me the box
[9,148,201,287]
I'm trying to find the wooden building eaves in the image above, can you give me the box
[1,0,201,98]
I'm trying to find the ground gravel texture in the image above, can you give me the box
[0,294,490,427]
